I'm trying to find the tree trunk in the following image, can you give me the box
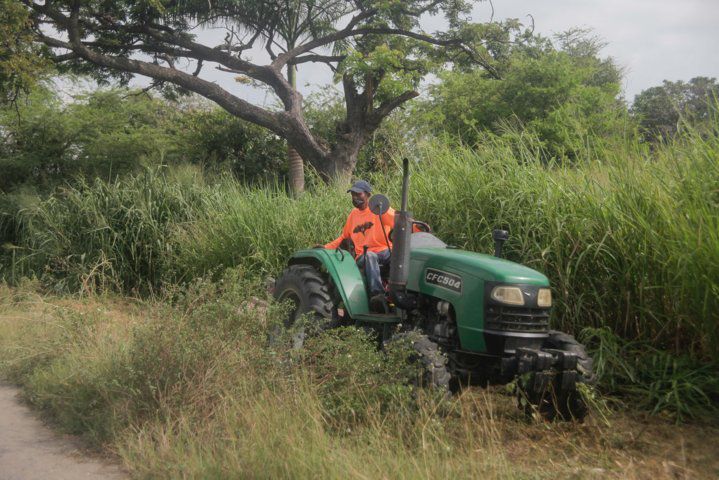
[287,145,305,194]
[286,63,305,195]
[327,133,364,182]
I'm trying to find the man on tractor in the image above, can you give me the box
[321,180,394,311]
[277,161,594,420]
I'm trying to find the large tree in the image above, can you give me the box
[631,76,719,142]
[10,0,498,182]
[420,28,628,162]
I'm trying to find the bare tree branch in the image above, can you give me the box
[192,59,204,77]
[289,54,345,65]
[373,90,420,120]
[37,9,290,141]
[274,25,480,71]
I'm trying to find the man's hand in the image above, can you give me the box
[312,244,325,249]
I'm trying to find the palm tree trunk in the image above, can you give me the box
[287,144,304,193]
[286,63,305,196]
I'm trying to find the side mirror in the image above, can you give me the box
[492,229,509,258]
[369,194,390,215]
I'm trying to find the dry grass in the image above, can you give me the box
[1,284,716,479]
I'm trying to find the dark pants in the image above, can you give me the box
[356,249,391,296]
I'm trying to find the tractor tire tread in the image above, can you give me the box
[274,264,334,322]
[387,331,452,391]
[546,330,596,384]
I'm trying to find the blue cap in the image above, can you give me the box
[347,180,372,193]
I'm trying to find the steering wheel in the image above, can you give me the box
[412,221,432,233]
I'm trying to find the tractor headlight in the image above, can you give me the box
[490,286,525,306]
[537,288,552,307]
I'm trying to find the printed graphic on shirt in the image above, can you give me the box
[353,221,374,235]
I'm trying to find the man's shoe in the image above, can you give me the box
[369,294,388,313]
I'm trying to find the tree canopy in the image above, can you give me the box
[420,29,629,161]
[0,84,289,191]
[0,0,49,103]
[8,0,511,180]
[631,76,719,142]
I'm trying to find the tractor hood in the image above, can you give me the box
[407,246,550,353]
[408,247,549,286]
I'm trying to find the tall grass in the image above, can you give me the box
[403,130,719,360]
[173,180,348,277]
[3,126,718,363]
[5,166,206,293]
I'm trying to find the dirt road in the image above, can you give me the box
[0,384,126,480]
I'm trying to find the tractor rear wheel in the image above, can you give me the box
[272,264,338,347]
[385,331,452,391]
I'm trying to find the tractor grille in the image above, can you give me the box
[484,305,550,333]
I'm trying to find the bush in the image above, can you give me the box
[0,86,178,191]
[299,327,417,426]
[580,327,719,421]
[173,106,288,182]
[10,167,205,293]
[0,271,443,445]
[419,34,631,162]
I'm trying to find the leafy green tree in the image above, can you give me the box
[0,0,49,103]
[263,0,350,193]
[302,88,409,176]
[8,0,506,181]
[0,85,177,190]
[631,77,719,142]
[421,29,628,161]
[176,107,287,182]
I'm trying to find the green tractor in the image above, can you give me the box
[274,160,594,420]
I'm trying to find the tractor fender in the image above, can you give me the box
[288,249,370,317]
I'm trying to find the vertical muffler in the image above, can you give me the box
[389,158,415,309]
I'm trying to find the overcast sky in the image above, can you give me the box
[478,0,719,100]
[123,0,719,106]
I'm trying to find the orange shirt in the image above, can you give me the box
[324,207,396,256]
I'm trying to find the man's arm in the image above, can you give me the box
[323,213,352,249]
[324,235,344,250]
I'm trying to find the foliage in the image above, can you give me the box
[0,186,38,271]
[2,281,718,477]
[299,326,417,427]
[631,76,719,142]
[4,167,207,293]
[0,0,49,103]
[0,275,485,476]
[0,85,178,191]
[3,107,718,424]
[0,85,294,193]
[174,106,287,182]
[420,29,630,162]
[6,122,719,367]
[303,89,411,176]
[581,327,719,422]
[402,133,718,361]
[17,0,500,177]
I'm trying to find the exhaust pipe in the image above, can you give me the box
[493,229,509,258]
[389,158,415,309]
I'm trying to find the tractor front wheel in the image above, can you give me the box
[385,331,452,392]
[519,330,594,421]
